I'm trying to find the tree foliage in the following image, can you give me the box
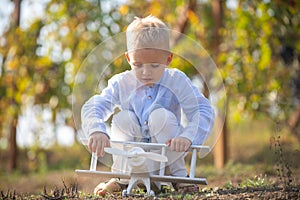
[219,0,300,128]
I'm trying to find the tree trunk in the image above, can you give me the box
[12,0,21,27]
[170,0,197,46]
[214,111,228,168]
[7,0,22,172]
[211,0,228,168]
[211,0,223,56]
[8,117,18,172]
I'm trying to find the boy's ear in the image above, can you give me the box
[167,53,173,65]
[125,52,130,63]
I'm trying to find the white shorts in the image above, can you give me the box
[109,108,188,177]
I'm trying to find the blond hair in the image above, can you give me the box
[126,15,170,52]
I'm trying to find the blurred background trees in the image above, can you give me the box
[0,0,299,172]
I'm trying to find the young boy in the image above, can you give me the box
[81,15,215,195]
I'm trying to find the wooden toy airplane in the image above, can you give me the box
[76,140,210,196]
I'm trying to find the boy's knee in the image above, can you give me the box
[148,108,178,134]
[112,110,139,133]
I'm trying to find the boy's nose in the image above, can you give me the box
[142,65,152,75]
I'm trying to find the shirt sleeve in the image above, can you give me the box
[81,76,120,137]
[172,70,215,145]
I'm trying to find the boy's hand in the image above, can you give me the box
[88,132,110,157]
[166,137,191,152]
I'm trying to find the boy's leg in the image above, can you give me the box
[110,110,141,174]
[148,108,188,177]
[111,110,141,141]
[94,110,141,195]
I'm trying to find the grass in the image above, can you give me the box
[0,115,299,198]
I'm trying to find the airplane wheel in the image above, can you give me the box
[149,190,155,196]
[122,189,128,197]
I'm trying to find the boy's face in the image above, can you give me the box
[125,49,173,86]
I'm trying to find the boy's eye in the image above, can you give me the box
[132,63,142,68]
[131,63,161,68]
[151,64,160,68]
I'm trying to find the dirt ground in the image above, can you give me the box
[1,170,299,199]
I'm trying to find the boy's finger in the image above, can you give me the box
[105,139,111,148]
[175,141,182,152]
[184,145,189,152]
[165,139,171,146]
[171,141,177,151]
[88,138,93,151]
[92,140,98,153]
[97,142,104,157]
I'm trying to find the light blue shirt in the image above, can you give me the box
[81,68,215,145]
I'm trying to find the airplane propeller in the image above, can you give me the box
[104,147,168,162]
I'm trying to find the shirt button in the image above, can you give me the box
[144,121,148,125]
[148,95,152,100]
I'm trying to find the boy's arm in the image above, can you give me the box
[81,78,119,145]
[180,86,215,145]
[171,71,214,145]
[81,78,119,137]
[81,78,120,157]
[81,94,114,137]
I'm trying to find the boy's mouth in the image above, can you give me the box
[141,78,155,86]
[141,78,153,82]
